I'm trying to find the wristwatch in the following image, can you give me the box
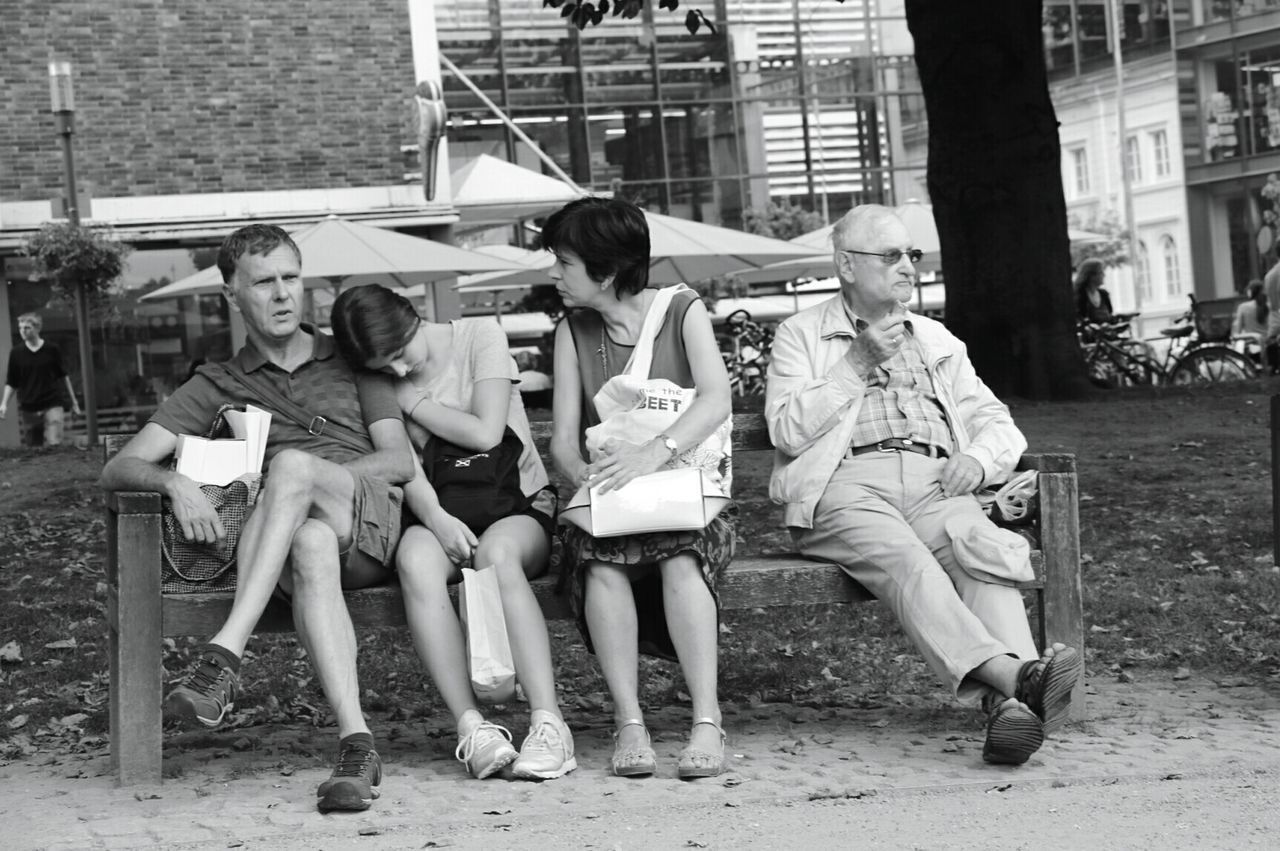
[656,433,679,459]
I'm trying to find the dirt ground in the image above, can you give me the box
[6,672,1280,850]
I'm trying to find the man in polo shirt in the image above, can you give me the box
[765,205,1081,767]
[101,224,414,812]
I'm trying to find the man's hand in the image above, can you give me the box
[585,437,669,494]
[70,401,81,416]
[846,314,908,375]
[0,402,6,419]
[165,475,226,546]
[426,506,479,566]
[939,454,984,498]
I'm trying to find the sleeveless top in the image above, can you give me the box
[564,288,698,428]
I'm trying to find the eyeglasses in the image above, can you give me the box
[840,248,924,266]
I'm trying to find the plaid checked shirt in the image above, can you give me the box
[845,310,954,455]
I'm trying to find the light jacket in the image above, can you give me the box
[764,295,1026,529]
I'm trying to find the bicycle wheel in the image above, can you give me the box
[1168,346,1258,384]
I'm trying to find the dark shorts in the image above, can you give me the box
[517,486,558,542]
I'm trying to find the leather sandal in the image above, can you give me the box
[611,719,656,777]
[982,697,1044,765]
[677,717,725,780]
[1014,644,1082,735]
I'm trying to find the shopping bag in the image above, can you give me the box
[458,566,518,704]
[560,467,730,537]
[584,284,733,492]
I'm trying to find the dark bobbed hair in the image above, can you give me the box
[217,224,302,285]
[330,284,421,369]
[1072,258,1105,293]
[1248,278,1268,325]
[540,196,651,298]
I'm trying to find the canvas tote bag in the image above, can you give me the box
[561,285,732,537]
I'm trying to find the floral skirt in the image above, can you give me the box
[554,506,736,662]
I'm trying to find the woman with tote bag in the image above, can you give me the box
[546,196,736,779]
[331,284,575,782]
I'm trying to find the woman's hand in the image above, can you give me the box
[424,506,479,566]
[585,437,670,494]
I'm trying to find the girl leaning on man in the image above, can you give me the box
[330,196,736,780]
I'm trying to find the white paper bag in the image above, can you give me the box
[458,566,517,704]
[560,467,730,537]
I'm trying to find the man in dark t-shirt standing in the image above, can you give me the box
[101,224,415,813]
[1,312,81,446]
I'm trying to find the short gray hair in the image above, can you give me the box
[832,204,899,250]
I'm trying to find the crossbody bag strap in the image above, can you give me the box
[216,360,371,454]
[619,284,689,379]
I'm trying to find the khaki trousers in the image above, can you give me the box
[793,451,1037,704]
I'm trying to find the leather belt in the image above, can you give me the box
[847,438,949,459]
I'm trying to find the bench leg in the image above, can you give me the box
[107,505,164,785]
[1038,471,1086,720]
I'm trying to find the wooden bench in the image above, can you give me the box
[104,413,1083,785]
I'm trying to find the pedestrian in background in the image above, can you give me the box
[0,312,81,446]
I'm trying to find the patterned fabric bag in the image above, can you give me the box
[160,404,263,593]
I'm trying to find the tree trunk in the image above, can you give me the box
[906,0,1091,399]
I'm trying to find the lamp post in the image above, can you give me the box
[48,59,97,445]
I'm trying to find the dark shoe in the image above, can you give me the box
[1014,643,1083,735]
[317,743,382,812]
[982,698,1044,765]
[164,650,241,729]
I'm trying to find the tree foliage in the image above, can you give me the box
[1069,209,1130,269]
[543,0,716,34]
[22,223,131,305]
[743,202,826,242]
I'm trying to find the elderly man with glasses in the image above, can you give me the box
[765,204,1080,766]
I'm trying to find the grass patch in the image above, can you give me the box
[2,381,1279,755]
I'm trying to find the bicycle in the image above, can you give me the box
[1079,296,1258,387]
[717,309,774,397]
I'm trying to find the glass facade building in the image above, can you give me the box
[1045,1,1280,297]
[434,0,924,230]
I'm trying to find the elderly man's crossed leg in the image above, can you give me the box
[796,451,1081,765]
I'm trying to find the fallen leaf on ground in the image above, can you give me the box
[1172,667,1192,681]
[43,638,77,650]
[7,714,28,729]
[0,642,22,663]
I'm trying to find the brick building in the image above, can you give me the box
[0,0,456,445]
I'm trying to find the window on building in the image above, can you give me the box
[1070,147,1090,196]
[1135,240,1153,302]
[1161,235,1181,296]
[1151,129,1170,178]
[1125,136,1142,183]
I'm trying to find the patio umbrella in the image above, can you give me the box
[642,210,820,284]
[140,216,523,301]
[441,211,819,293]
[451,155,585,230]
[452,245,554,293]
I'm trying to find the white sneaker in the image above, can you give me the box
[454,721,518,779]
[511,711,577,780]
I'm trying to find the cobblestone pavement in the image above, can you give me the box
[6,674,1280,850]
